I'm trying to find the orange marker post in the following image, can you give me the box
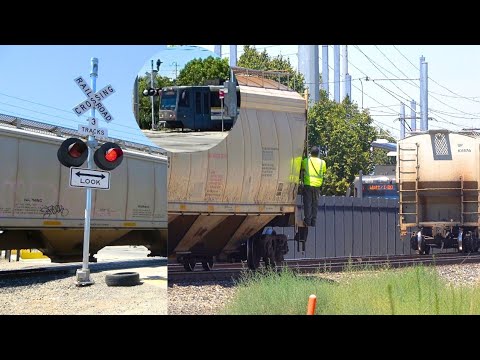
[307,294,317,315]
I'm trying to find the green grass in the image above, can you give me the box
[221,266,480,315]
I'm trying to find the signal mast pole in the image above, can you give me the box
[76,58,98,286]
[150,60,155,130]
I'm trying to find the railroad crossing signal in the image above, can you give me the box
[70,58,121,287]
[142,88,161,96]
[57,138,124,171]
[72,77,115,122]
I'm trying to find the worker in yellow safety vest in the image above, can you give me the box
[301,146,327,226]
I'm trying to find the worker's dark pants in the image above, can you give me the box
[303,185,321,226]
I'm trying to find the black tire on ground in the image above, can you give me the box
[105,272,141,287]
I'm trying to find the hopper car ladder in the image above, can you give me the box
[398,143,419,227]
[460,176,480,226]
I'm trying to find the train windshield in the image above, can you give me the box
[160,90,177,110]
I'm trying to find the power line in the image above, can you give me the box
[0,92,150,133]
[0,101,146,139]
[392,45,480,102]
[372,119,400,132]
[369,108,400,115]
[322,57,393,110]
[353,45,414,101]
[429,107,480,116]
[429,91,480,117]
[368,104,401,109]
[372,81,413,105]
[374,45,419,88]
[428,110,464,128]
[392,45,418,70]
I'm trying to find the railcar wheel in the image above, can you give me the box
[423,245,431,255]
[247,237,260,270]
[263,256,276,269]
[183,258,196,271]
[463,234,472,253]
[410,235,417,251]
[202,258,214,271]
[472,238,479,252]
[418,237,429,255]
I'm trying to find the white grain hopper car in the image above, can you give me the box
[0,114,168,262]
[397,129,480,254]
[147,69,308,271]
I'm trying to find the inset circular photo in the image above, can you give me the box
[133,45,240,153]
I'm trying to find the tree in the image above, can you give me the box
[137,74,174,129]
[175,56,230,86]
[237,45,305,94]
[307,90,379,195]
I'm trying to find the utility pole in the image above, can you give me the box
[334,45,340,102]
[419,56,429,131]
[172,62,178,83]
[229,45,237,67]
[400,102,405,139]
[298,45,319,106]
[421,59,428,131]
[410,100,416,131]
[321,45,329,97]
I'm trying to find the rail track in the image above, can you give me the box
[0,258,167,281]
[168,252,480,284]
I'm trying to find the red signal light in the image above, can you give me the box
[105,148,123,162]
[58,138,88,167]
[68,143,86,158]
[94,142,124,170]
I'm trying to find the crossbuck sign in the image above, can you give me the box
[73,77,115,122]
[73,76,115,138]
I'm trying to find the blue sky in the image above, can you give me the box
[1,45,479,142]
[202,45,480,139]
[137,45,217,78]
[0,45,167,147]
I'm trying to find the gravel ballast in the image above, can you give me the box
[0,252,167,315]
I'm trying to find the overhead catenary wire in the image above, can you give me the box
[322,44,478,135]
[392,45,480,101]
[353,45,414,102]
[346,46,480,121]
